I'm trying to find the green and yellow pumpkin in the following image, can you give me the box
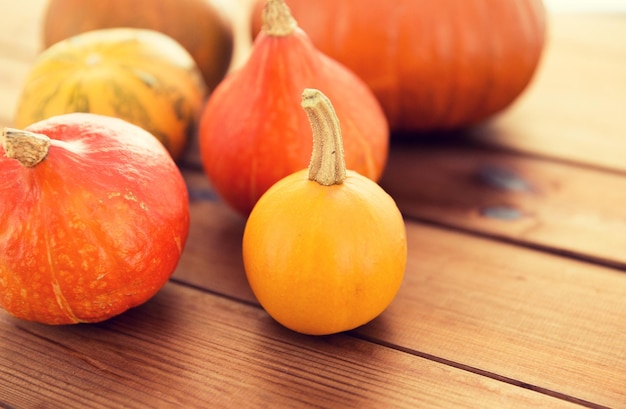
[14,27,206,160]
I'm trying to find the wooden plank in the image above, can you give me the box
[470,13,626,172]
[176,169,626,408]
[1,3,624,408]
[0,283,581,409]
[173,173,253,301]
[379,141,626,268]
[362,223,626,408]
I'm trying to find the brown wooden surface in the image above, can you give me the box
[1,1,626,408]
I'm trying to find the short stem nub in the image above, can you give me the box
[1,127,51,167]
[301,89,346,186]
[262,0,297,36]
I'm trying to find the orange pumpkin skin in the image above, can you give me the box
[242,170,407,336]
[252,0,547,132]
[200,1,389,216]
[42,0,234,91]
[14,28,206,161]
[0,113,190,324]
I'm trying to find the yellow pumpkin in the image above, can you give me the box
[42,0,234,91]
[14,28,206,161]
[242,89,407,336]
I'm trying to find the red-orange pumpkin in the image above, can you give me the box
[0,113,189,324]
[252,0,547,132]
[200,0,389,216]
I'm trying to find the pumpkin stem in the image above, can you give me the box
[1,127,51,168]
[262,0,297,37]
[301,88,346,186]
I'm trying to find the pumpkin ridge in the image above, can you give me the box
[255,0,547,132]
[456,0,495,127]
[39,185,81,324]
[200,0,388,215]
[441,1,464,127]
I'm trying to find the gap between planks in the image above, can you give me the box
[168,276,609,409]
[398,214,626,274]
[176,174,626,407]
[0,281,583,409]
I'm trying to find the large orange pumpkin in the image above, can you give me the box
[14,28,206,161]
[252,0,547,132]
[43,0,234,91]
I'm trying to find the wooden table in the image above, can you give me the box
[1,2,625,408]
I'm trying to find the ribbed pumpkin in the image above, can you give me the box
[42,0,234,91]
[251,0,547,132]
[14,28,206,161]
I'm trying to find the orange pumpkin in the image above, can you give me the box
[243,89,406,335]
[251,0,547,132]
[200,0,389,216]
[43,0,234,91]
[14,28,206,161]
[0,113,189,324]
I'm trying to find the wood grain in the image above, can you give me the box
[380,141,626,268]
[173,174,626,408]
[363,222,626,408]
[1,1,626,408]
[0,283,582,409]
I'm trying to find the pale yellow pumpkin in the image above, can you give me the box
[14,28,206,160]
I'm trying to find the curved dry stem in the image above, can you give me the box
[301,88,346,186]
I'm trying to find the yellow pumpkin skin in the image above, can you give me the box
[14,28,206,161]
[42,0,234,91]
[242,169,407,336]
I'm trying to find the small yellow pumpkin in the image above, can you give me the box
[242,89,407,336]
[14,27,206,161]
